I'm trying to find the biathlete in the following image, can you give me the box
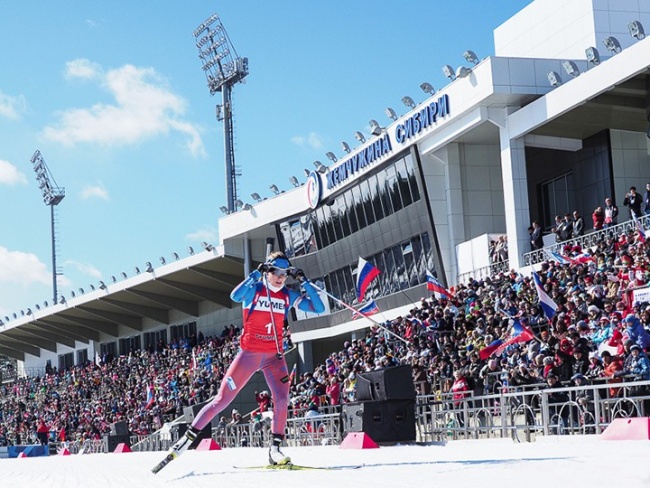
[169,251,324,465]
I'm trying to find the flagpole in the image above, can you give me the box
[308,281,409,344]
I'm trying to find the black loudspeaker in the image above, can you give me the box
[104,434,131,452]
[110,421,129,436]
[356,365,416,402]
[342,400,416,443]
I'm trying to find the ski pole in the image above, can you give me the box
[307,281,409,344]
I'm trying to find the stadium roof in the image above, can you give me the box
[0,248,244,361]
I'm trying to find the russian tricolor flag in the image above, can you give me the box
[351,299,380,320]
[146,384,155,409]
[479,338,504,360]
[426,270,452,299]
[493,319,535,356]
[633,213,648,243]
[355,257,380,301]
[532,271,558,319]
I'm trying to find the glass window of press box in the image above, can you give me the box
[279,154,421,257]
[319,231,437,312]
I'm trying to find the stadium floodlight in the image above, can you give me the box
[369,119,382,136]
[172,252,180,260]
[134,267,141,274]
[341,141,351,153]
[121,272,128,279]
[303,168,311,177]
[202,241,215,252]
[562,60,580,77]
[456,66,470,78]
[269,184,281,195]
[98,281,107,290]
[442,65,456,80]
[354,131,366,143]
[79,288,85,294]
[234,198,245,209]
[219,206,229,214]
[59,296,66,304]
[26,308,32,316]
[35,304,41,310]
[420,82,435,95]
[111,275,117,283]
[401,96,416,109]
[585,46,600,66]
[160,256,167,265]
[289,176,300,187]
[187,246,195,256]
[629,20,645,40]
[70,291,75,298]
[385,107,398,121]
[241,203,252,211]
[547,71,562,86]
[463,50,479,65]
[603,36,622,54]
[145,262,154,273]
[251,192,263,202]
[89,284,95,291]
[325,152,338,163]
[313,161,328,174]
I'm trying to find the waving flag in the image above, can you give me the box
[532,271,558,319]
[633,213,648,243]
[491,319,535,357]
[479,338,504,360]
[544,249,570,265]
[426,270,453,299]
[351,299,380,320]
[146,384,155,409]
[355,257,380,301]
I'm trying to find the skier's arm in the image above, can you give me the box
[230,270,261,303]
[290,280,325,314]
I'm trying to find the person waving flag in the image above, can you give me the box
[355,257,380,301]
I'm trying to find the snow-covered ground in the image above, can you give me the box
[2,436,649,488]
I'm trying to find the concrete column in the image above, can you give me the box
[499,121,529,270]
[298,340,313,374]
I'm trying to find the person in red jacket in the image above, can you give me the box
[450,369,470,427]
[169,252,324,466]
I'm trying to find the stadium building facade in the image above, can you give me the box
[3,0,650,374]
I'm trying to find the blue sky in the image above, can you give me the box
[0,0,532,319]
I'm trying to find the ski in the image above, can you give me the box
[151,451,178,474]
[234,463,362,471]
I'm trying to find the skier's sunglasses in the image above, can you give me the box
[268,267,288,278]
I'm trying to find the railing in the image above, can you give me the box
[523,215,649,266]
[41,378,650,454]
[457,260,510,287]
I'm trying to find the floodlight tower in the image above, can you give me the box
[193,13,249,213]
[30,150,65,305]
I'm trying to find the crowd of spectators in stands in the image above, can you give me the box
[2,204,650,446]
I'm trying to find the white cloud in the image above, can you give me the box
[0,247,51,286]
[186,226,218,244]
[43,62,206,157]
[0,91,25,119]
[80,184,109,200]
[291,132,324,150]
[65,58,102,80]
[0,159,28,185]
[63,260,102,279]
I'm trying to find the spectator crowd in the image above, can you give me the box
[3,206,650,446]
